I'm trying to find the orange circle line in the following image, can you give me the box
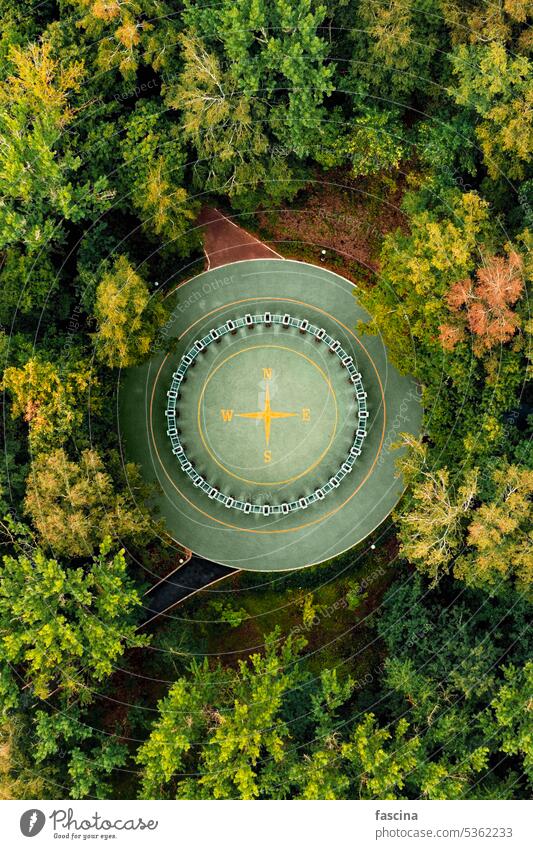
[148,297,386,535]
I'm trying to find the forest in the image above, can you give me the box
[0,0,531,801]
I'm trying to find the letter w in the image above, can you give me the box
[221,409,234,422]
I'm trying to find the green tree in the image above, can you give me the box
[0,538,147,701]
[342,108,405,177]
[137,631,306,799]
[341,715,421,799]
[361,189,496,374]
[310,667,354,739]
[441,0,532,50]
[0,41,84,251]
[207,600,249,629]
[0,2,57,76]
[33,708,129,799]
[398,440,532,590]
[170,31,280,204]
[136,659,222,799]
[377,571,532,798]
[0,718,45,799]
[397,438,479,583]
[358,186,526,465]
[216,0,333,156]
[0,40,112,272]
[65,0,179,78]
[167,0,333,206]
[292,748,351,800]
[120,101,198,248]
[0,248,58,326]
[346,0,445,102]
[196,633,303,799]
[484,662,533,789]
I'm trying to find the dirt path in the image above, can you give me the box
[198,206,283,268]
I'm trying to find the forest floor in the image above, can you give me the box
[144,529,400,683]
[250,167,408,285]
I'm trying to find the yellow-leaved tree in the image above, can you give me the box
[24,447,155,557]
[1,358,95,452]
[93,255,166,368]
[455,465,533,591]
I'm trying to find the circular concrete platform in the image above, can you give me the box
[119,260,422,571]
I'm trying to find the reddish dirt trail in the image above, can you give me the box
[198,206,283,268]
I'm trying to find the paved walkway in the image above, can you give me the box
[141,209,282,623]
[139,557,238,628]
[140,206,283,628]
[198,207,282,269]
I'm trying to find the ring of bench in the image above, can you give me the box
[165,313,369,515]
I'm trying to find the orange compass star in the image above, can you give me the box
[235,382,298,446]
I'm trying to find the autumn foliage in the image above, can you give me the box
[439,252,524,354]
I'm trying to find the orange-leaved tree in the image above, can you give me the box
[439,251,524,355]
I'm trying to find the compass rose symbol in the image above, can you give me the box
[235,381,299,446]
[220,371,311,462]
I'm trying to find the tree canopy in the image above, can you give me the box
[0,0,530,805]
